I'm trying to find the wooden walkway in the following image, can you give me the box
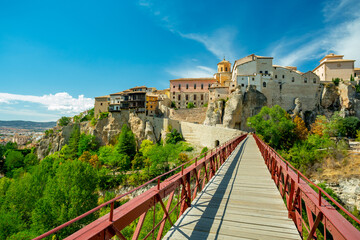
[163,135,300,240]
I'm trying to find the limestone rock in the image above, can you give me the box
[204,100,224,126]
[223,86,243,128]
[321,84,340,109]
[144,121,157,143]
[241,86,267,131]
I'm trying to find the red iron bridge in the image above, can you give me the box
[34,134,360,240]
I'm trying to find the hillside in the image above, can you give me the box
[0,120,56,130]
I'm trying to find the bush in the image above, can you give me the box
[166,129,183,144]
[186,102,195,109]
[99,112,109,120]
[171,101,176,108]
[58,116,71,127]
[332,78,340,86]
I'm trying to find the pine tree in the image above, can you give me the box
[115,124,136,160]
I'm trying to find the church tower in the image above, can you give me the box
[215,58,232,86]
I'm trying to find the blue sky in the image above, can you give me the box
[0,0,359,121]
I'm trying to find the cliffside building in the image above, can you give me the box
[146,94,158,116]
[170,78,217,108]
[231,54,321,112]
[94,95,110,118]
[313,53,357,81]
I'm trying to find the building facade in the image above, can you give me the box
[214,59,232,86]
[313,53,356,81]
[94,95,110,117]
[146,95,158,116]
[232,54,321,111]
[170,78,217,108]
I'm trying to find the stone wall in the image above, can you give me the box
[169,107,207,124]
[148,117,245,148]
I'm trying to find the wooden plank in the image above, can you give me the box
[164,136,300,239]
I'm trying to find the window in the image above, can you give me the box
[313,78,316,83]
[265,71,268,74]
[282,75,285,78]
[225,67,227,71]
[100,103,103,105]
[201,84,204,89]
[260,71,262,74]
[263,82,266,87]
[173,85,175,88]
[304,78,307,83]
[194,95,197,100]
[252,77,254,81]
[186,95,189,100]
[218,94,220,97]
[178,84,181,89]
[178,95,181,100]
[173,95,175,99]
[186,84,189,89]
[241,84,244,87]
[275,75,277,78]
[292,77,295,82]
[355,73,357,77]
[194,84,196,89]
[201,94,203,100]
[221,67,223,71]
[208,84,211,88]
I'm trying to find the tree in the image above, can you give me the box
[5,151,24,176]
[115,124,136,160]
[65,124,81,159]
[24,153,39,167]
[78,151,92,163]
[310,116,326,136]
[166,129,183,144]
[350,74,355,81]
[294,116,309,140]
[247,105,296,149]
[31,160,98,238]
[58,116,71,127]
[341,116,360,138]
[78,133,98,156]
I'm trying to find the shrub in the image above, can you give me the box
[186,102,195,109]
[332,78,340,86]
[58,116,71,126]
[99,112,109,120]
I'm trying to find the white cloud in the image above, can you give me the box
[271,0,360,68]
[167,65,216,78]
[0,92,94,114]
[178,28,237,61]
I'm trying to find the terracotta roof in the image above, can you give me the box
[110,91,125,96]
[170,77,216,81]
[95,95,110,98]
[313,59,355,72]
[131,86,147,89]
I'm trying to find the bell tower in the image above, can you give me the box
[215,58,232,86]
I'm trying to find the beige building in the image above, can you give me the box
[313,53,356,81]
[94,95,110,117]
[231,54,321,111]
[214,59,232,86]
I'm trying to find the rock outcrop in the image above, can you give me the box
[240,86,267,131]
[144,120,157,143]
[223,86,243,128]
[203,100,224,126]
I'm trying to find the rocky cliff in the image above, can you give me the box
[37,111,157,159]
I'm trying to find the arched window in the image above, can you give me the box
[186,84,189,89]
[194,84,196,89]
[201,84,204,89]
[178,84,181,89]
[263,82,266,87]
[292,77,295,82]
[304,78,307,83]
[221,67,223,71]
[313,78,316,83]
[225,67,228,71]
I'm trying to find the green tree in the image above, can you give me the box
[31,160,98,238]
[115,124,136,160]
[247,105,296,149]
[166,129,183,144]
[24,153,39,168]
[5,150,24,176]
[58,116,71,126]
[78,133,98,156]
[64,124,81,159]
[350,74,355,81]
[342,116,360,138]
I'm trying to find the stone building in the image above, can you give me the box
[214,58,232,86]
[146,94,158,116]
[170,78,217,108]
[313,53,356,81]
[94,95,110,117]
[231,54,321,112]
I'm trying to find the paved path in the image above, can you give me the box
[163,135,300,240]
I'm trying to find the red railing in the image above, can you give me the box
[33,134,247,240]
[253,134,360,240]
